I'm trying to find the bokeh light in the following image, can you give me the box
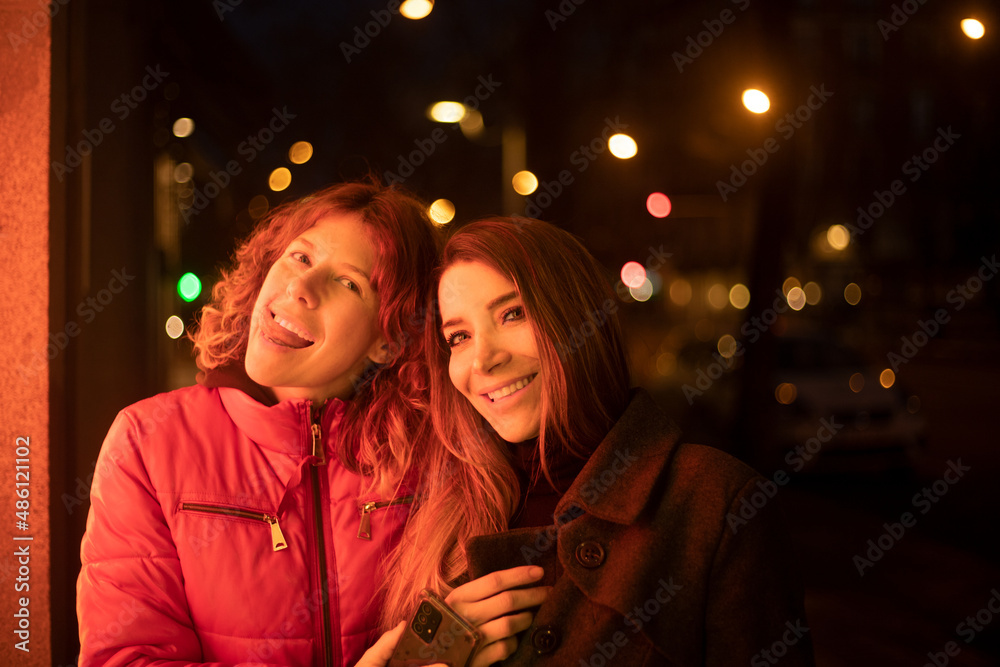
[459,109,484,138]
[646,192,672,218]
[428,198,455,225]
[269,167,291,191]
[248,195,269,220]
[729,284,750,309]
[742,89,770,113]
[621,262,646,289]
[708,283,729,310]
[401,0,433,19]
[880,368,896,388]
[427,101,466,123]
[608,133,638,159]
[289,141,313,164]
[782,277,801,296]
[803,281,822,305]
[177,273,202,302]
[172,118,195,138]
[629,278,654,302]
[849,372,865,393]
[512,170,539,195]
[961,18,985,39]
[165,315,185,339]
[717,334,737,358]
[844,282,862,305]
[173,162,193,183]
[787,287,806,311]
[775,383,798,404]
[669,279,692,306]
[827,224,850,250]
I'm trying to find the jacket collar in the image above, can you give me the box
[199,362,346,458]
[555,389,682,526]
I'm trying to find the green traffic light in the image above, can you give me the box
[178,272,202,302]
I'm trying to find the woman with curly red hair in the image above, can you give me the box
[77,180,535,666]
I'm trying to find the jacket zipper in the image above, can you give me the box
[179,502,287,552]
[309,408,335,667]
[357,496,415,540]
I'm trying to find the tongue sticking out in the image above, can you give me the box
[260,312,314,349]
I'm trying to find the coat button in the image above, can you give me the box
[575,541,605,568]
[530,625,560,654]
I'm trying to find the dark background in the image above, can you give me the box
[49,0,999,664]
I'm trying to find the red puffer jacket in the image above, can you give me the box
[77,381,413,666]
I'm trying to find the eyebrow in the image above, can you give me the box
[440,291,518,331]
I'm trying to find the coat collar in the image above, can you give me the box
[199,362,346,458]
[555,389,682,526]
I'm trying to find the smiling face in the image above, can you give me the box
[438,261,543,443]
[245,213,387,403]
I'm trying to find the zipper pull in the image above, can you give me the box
[357,501,376,540]
[268,515,288,551]
[311,422,325,465]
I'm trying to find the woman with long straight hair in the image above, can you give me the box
[379,216,813,665]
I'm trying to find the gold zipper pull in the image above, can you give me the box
[357,501,376,540]
[311,422,325,465]
[268,515,288,551]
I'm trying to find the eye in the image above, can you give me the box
[445,331,469,348]
[339,277,361,293]
[290,251,310,265]
[501,305,525,323]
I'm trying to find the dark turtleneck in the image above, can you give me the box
[507,438,587,530]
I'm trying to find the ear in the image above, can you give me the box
[365,335,394,366]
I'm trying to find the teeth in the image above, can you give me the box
[274,315,314,342]
[488,374,537,402]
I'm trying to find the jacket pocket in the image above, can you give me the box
[356,495,414,540]
[179,502,288,552]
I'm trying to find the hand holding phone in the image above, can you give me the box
[389,590,481,667]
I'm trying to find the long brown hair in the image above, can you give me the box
[190,177,441,491]
[381,216,632,627]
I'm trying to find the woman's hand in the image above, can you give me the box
[445,565,551,667]
[354,622,446,667]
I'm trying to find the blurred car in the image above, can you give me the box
[764,334,927,473]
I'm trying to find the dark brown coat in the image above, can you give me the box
[465,390,814,666]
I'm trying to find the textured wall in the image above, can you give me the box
[0,0,52,664]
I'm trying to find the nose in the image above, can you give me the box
[472,332,510,374]
[285,271,320,309]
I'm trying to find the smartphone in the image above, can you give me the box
[388,589,481,667]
